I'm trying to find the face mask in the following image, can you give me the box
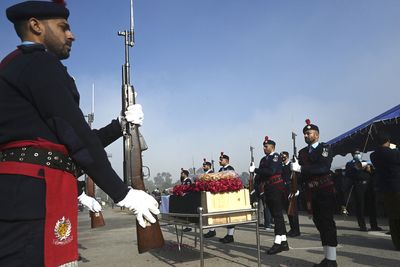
[354,154,362,160]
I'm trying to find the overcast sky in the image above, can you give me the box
[1,0,399,182]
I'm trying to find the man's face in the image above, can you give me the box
[219,157,228,166]
[42,18,75,59]
[263,144,274,155]
[304,130,319,145]
[281,153,288,163]
[203,164,210,172]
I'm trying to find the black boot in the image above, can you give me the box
[219,234,234,243]
[313,258,338,267]
[203,230,216,238]
[267,241,289,255]
[287,230,301,237]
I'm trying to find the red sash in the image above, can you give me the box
[0,139,78,267]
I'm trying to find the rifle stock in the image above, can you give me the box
[287,172,298,216]
[119,0,164,253]
[86,176,105,228]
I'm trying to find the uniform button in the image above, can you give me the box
[47,157,52,160]
[48,152,52,155]
[46,162,51,166]
[19,158,24,161]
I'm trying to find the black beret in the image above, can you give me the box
[303,119,319,134]
[202,158,211,167]
[376,130,391,145]
[219,152,229,161]
[263,136,276,146]
[6,1,69,23]
[180,168,189,176]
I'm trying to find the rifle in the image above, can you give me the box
[249,146,254,191]
[118,0,164,253]
[86,175,105,228]
[288,131,298,216]
[85,86,105,228]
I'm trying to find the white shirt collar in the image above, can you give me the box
[311,142,319,149]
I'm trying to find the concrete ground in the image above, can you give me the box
[77,207,399,267]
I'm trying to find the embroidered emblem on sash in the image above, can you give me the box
[53,216,73,245]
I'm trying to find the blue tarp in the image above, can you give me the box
[327,104,400,156]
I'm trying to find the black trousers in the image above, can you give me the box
[311,190,338,247]
[265,185,287,236]
[353,181,378,229]
[0,219,44,267]
[353,182,368,228]
[282,193,300,232]
[384,192,400,250]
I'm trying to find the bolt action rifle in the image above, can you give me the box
[288,132,298,216]
[118,0,164,253]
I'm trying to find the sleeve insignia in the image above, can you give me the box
[322,147,329,157]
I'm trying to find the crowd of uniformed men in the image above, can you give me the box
[175,119,400,267]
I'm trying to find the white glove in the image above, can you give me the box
[78,192,102,212]
[361,161,368,168]
[249,162,256,173]
[124,104,144,126]
[117,188,160,228]
[288,190,299,199]
[290,158,301,173]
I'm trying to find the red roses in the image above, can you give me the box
[172,178,243,196]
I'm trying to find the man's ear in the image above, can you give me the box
[27,18,44,36]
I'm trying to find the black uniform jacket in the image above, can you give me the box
[0,44,128,219]
[281,162,291,186]
[298,143,333,186]
[345,160,369,183]
[370,146,400,193]
[219,165,234,172]
[254,152,282,183]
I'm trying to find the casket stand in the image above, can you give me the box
[159,189,261,267]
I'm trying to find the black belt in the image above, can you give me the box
[307,175,333,189]
[0,146,79,177]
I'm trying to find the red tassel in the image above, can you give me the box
[220,152,224,156]
[52,0,67,7]
[203,158,206,162]
[264,136,269,142]
[305,119,311,125]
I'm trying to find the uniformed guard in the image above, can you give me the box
[0,1,159,266]
[281,151,301,237]
[370,131,400,251]
[291,119,338,267]
[345,150,381,232]
[250,136,289,254]
[203,152,236,242]
[180,168,192,185]
[202,158,213,174]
